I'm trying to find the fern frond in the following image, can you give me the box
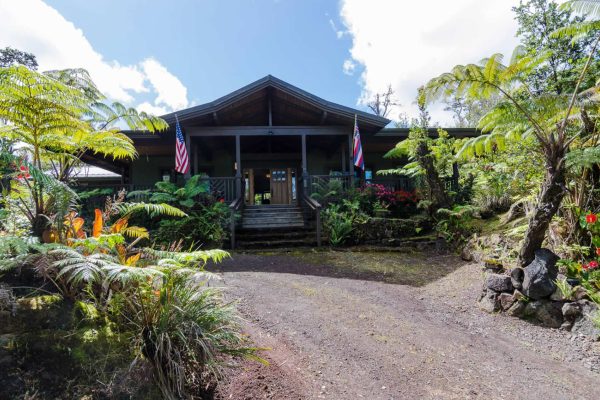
[117,202,187,218]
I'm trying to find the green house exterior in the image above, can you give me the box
[83,75,477,205]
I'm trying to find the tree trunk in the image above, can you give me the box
[518,148,566,267]
[416,141,451,210]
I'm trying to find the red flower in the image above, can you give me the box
[586,213,597,224]
[596,248,600,256]
[589,260,599,269]
[19,165,27,172]
[582,263,589,271]
[219,198,225,203]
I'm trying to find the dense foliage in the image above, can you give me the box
[0,60,256,398]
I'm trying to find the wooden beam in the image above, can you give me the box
[235,135,241,197]
[320,110,328,125]
[212,111,220,125]
[268,89,273,127]
[188,126,348,137]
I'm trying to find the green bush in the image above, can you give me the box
[154,202,229,248]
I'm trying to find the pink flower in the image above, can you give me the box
[589,260,599,270]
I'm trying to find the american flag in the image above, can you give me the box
[175,116,190,174]
[353,115,364,170]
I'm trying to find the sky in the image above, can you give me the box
[0,0,524,125]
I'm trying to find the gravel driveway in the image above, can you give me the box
[213,251,600,400]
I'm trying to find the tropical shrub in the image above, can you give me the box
[435,205,480,246]
[154,201,230,248]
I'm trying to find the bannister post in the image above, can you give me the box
[316,206,321,247]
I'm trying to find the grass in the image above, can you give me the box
[287,250,463,287]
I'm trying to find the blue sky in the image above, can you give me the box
[0,0,523,124]
[44,0,360,109]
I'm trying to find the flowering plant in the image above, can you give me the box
[361,183,418,212]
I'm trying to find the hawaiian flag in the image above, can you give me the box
[174,116,190,174]
[353,115,364,170]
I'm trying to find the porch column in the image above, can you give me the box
[341,141,346,173]
[301,133,308,194]
[184,131,192,179]
[348,133,353,173]
[235,134,242,197]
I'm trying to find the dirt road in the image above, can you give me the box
[214,251,600,400]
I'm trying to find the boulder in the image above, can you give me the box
[561,302,581,322]
[521,249,559,300]
[499,292,516,311]
[571,300,600,340]
[524,300,563,328]
[478,290,500,313]
[506,300,527,318]
[460,247,474,262]
[510,268,524,291]
[483,259,503,273]
[573,286,590,301]
[485,273,513,293]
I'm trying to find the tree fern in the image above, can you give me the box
[117,202,187,218]
[51,248,114,286]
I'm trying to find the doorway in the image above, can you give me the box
[244,168,296,205]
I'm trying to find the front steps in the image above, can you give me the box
[235,205,318,248]
[241,205,304,229]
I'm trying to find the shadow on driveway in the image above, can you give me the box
[207,249,466,287]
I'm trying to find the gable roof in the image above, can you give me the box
[159,75,390,133]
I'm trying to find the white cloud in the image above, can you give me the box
[329,18,347,39]
[0,0,189,114]
[339,0,521,125]
[342,59,356,75]
[141,58,189,111]
[136,102,170,116]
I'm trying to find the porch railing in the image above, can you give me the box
[75,177,242,204]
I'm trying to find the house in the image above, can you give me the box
[82,75,477,204]
[81,75,478,247]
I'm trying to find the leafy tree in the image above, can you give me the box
[381,88,452,212]
[513,0,597,95]
[0,66,167,236]
[0,47,37,69]
[424,4,600,266]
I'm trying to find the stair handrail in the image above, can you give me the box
[229,178,245,249]
[299,189,322,247]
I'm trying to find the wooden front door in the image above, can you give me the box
[270,168,292,204]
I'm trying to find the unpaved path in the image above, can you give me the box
[214,252,600,400]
